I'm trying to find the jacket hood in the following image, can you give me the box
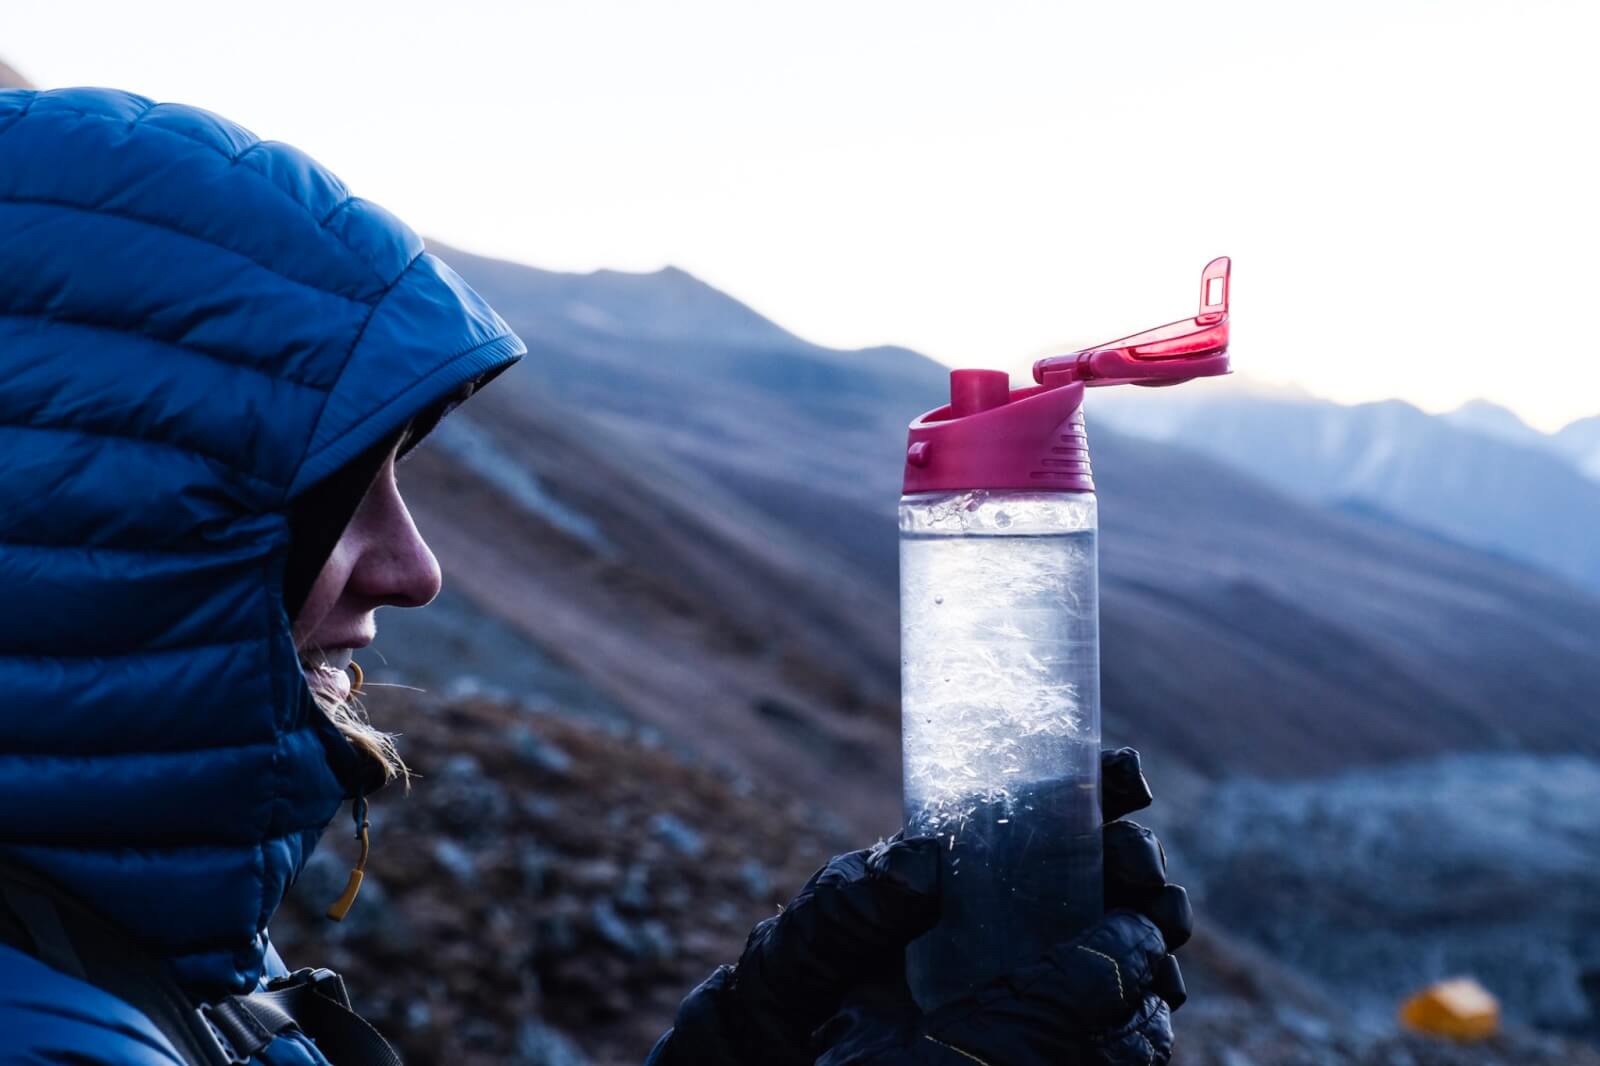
[0,87,526,996]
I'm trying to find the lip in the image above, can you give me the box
[299,638,369,673]
[318,637,373,651]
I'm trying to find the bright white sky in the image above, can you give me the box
[8,1,1597,430]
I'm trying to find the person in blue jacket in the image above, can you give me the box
[0,87,1190,1065]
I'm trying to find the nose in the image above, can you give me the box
[349,478,442,610]
[381,517,443,609]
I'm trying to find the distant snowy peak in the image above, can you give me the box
[1441,399,1547,448]
[1097,386,1600,488]
[1554,415,1600,481]
[1089,387,1600,591]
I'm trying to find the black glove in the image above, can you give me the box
[648,830,941,1066]
[816,910,1181,1066]
[648,749,1191,1066]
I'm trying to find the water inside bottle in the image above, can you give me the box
[900,528,1103,1010]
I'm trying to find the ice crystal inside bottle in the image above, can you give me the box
[900,489,1103,1011]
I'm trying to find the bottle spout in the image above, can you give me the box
[1033,257,1232,389]
[949,368,1012,417]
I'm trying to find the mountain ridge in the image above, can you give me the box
[1556,414,1600,479]
[1442,397,1547,447]
[1092,384,1600,590]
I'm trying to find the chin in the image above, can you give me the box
[300,660,353,702]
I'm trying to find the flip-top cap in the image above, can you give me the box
[903,257,1232,494]
[1033,257,1231,388]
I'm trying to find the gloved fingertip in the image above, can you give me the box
[1098,906,1165,944]
[1153,953,1187,1011]
[867,836,941,903]
[1145,884,1193,951]
[1103,820,1168,896]
[1102,747,1154,821]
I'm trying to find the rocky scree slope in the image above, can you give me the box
[272,688,1600,1066]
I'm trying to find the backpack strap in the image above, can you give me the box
[0,860,232,1065]
[0,861,404,1065]
[206,968,404,1066]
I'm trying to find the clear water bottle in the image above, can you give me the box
[901,487,1103,1009]
[900,257,1233,1010]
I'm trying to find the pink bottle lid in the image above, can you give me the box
[903,257,1232,494]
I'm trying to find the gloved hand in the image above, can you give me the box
[647,749,1191,1066]
[815,910,1181,1066]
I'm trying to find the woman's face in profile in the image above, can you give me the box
[291,445,442,699]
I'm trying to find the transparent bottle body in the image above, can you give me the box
[899,489,1103,1011]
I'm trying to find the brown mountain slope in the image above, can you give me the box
[396,391,904,830]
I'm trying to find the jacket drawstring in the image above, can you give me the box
[325,792,370,922]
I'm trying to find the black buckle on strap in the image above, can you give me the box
[265,965,353,1009]
[196,999,273,1064]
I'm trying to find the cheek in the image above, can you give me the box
[291,550,355,650]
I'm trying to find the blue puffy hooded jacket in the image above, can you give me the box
[0,87,526,1062]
